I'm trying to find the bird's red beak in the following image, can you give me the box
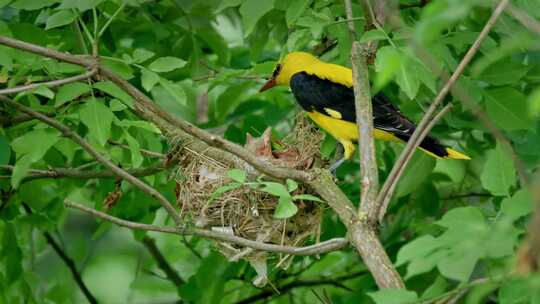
[259,78,276,92]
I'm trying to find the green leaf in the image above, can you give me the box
[45,10,77,30]
[368,289,418,304]
[158,78,186,105]
[119,120,161,134]
[501,189,533,221]
[208,183,242,204]
[292,194,323,202]
[421,276,449,300]
[433,159,466,184]
[215,0,242,13]
[227,169,246,183]
[359,29,387,43]
[93,81,134,108]
[240,0,275,37]
[395,54,421,99]
[0,135,10,165]
[286,179,297,192]
[374,46,402,91]
[528,86,540,117]
[396,152,435,198]
[11,128,60,162]
[79,98,114,146]
[132,48,155,63]
[11,0,59,10]
[437,250,481,282]
[319,133,336,159]
[55,82,91,107]
[141,69,159,92]
[260,182,290,197]
[484,88,532,131]
[0,223,22,283]
[396,235,440,266]
[477,60,530,86]
[58,0,102,11]
[109,99,127,112]
[436,206,486,230]
[274,196,298,219]
[11,154,32,188]
[285,0,311,27]
[123,131,143,168]
[480,142,516,196]
[32,86,55,99]
[148,57,187,73]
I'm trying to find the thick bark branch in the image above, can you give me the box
[351,43,379,221]
[340,0,403,288]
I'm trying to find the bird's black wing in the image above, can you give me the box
[289,72,449,157]
[289,72,416,138]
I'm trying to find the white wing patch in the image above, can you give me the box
[324,108,342,119]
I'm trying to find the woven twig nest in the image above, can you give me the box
[171,115,326,286]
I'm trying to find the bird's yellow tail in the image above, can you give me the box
[444,147,471,160]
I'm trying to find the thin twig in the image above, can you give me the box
[343,0,358,39]
[442,192,492,201]
[376,0,510,222]
[98,0,127,38]
[108,140,165,159]
[506,3,540,36]
[21,203,97,304]
[0,95,182,225]
[141,236,184,287]
[411,40,529,188]
[64,199,349,256]
[0,69,96,95]
[235,270,366,304]
[0,163,165,182]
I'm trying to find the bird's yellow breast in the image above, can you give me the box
[307,111,399,143]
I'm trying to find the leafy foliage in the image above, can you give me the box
[0,0,539,303]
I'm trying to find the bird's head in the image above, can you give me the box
[259,52,318,92]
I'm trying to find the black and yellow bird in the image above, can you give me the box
[260,52,470,171]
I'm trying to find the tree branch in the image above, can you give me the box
[0,96,182,225]
[21,203,97,304]
[141,236,184,287]
[376,0,510,221]
[351,42,379,221]
[108,140,165,159]
[0,68,97,95]
[64,199,349,256]
[341,0,403,288]
[0,163,165,182]
[236,270,367,304]
[506,3,540,36]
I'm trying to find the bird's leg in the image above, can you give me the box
[329,157,346,175]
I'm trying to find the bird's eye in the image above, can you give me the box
[272,64,282,77]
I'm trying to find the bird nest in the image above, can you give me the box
[170,115,326,285]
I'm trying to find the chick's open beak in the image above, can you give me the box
[259,78,276,92]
